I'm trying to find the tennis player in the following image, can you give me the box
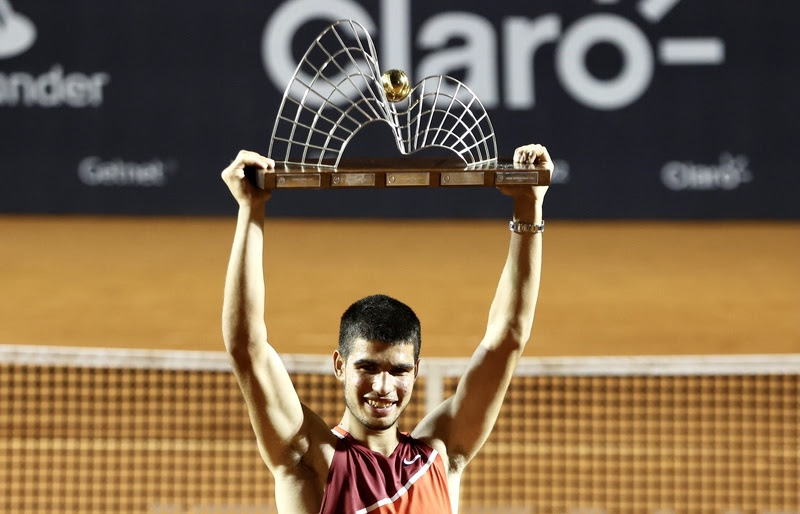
[221,144,551,513]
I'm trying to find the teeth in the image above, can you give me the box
[367,399,393,408]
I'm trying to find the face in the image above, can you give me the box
[334,338,419,432]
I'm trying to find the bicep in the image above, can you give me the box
[412,341,521,470]
[230,341,327,470]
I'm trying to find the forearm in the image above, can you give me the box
[222,204,268,354]
[483,198,544,350]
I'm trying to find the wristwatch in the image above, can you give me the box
[509,219,545,234]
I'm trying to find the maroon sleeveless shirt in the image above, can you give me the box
[319,426,453,513]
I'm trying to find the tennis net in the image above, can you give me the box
[1,345,798,513]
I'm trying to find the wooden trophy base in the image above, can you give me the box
[246,157,550,189]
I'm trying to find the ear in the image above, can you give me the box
[414,359,420,379]
[333,350,345,382]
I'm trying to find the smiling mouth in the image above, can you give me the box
[365,398,396,410]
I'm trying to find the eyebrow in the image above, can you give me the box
[352,359,415,372]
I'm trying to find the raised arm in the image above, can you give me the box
[413,144,551,472]
[221,151,331,475]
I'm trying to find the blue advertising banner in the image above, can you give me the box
[0,1,797,218]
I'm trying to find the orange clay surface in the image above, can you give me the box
[1,216,797,357]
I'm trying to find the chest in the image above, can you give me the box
[319,437,452,513]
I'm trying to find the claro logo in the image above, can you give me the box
[0,1,110,108]
[661,153,752,191]
[262,0,724,111]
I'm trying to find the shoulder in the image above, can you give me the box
[268,410,339,510]
[278,405,338,476]
[406,433,464,511]
[304,404,339,454]
[409,434,466,477]
[409,397,469,476]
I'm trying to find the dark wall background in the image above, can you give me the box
[0,0,797,218]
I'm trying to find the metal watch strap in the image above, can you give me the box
[509,219,545,234]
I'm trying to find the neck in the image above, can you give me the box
[338,413,400,457]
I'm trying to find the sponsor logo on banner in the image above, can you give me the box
[0,0,35,58]
[261,0,725,111]
[0,1,111,108]
[552,159,571,184]
[77,157,176,187]
[660,153,752,191]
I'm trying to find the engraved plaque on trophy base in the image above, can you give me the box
[250,157,550,190]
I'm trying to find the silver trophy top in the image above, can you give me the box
[268,19,498,169]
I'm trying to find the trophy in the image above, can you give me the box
[251,20,549,189]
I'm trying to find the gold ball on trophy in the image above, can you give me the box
[381,69,411,102]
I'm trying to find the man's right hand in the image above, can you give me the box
[221,150,275,206]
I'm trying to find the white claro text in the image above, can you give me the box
[262,0,656,110]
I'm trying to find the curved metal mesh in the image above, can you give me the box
[269,20,497,168]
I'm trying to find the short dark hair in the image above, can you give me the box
[338,294,421,361]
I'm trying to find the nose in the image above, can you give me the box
[372,372,393,396]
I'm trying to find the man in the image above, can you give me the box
[221,144,551,513]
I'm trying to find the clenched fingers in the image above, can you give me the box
[513,144,554,171]
[221,150,275,204]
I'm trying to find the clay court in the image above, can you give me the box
[1,217,798,513]
[1,217,796,356]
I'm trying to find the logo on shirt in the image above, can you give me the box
[402,455,421,466]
